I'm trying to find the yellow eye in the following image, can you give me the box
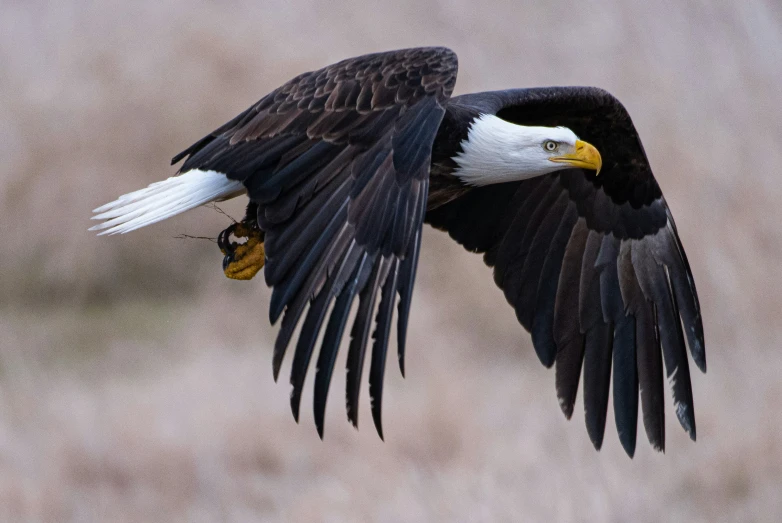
[544,141,558,152]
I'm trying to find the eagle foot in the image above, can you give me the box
[218,221,265,281]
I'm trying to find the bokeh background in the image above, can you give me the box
[2,0,781,521]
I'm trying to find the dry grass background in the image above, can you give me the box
[1,0,781,521]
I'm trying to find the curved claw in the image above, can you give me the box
[218,223,239,255]
[218,221,265,281]
[222,252,234,271]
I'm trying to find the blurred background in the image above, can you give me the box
[2,0,781,521]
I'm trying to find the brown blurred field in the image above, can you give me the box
[2,1,781,521]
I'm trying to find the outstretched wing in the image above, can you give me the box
[173,47,458,438]
[426,87,704,456]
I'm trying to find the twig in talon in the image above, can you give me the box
[207,203,238,224]
[175,234,218,243]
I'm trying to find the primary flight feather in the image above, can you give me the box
[92,47,705,456]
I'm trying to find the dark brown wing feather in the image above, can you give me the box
[426,87,704,456]
[173,47,458,438]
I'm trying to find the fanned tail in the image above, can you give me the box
[90,169,245,235]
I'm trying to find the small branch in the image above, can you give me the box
[175,234,217,243]
[208,203,238,224]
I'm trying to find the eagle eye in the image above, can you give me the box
[544,140,558,152]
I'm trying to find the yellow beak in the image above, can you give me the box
[549,140,602,175]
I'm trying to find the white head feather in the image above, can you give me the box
[452,114,581,186]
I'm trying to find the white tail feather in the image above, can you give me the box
[90,170,245,235]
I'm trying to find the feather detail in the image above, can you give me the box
[90,170,244,235]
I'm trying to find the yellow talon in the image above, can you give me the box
[220,222,265,281]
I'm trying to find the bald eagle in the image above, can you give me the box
[91,47,704,456]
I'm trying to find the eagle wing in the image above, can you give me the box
[172,47,458,438]
[426,87,705,456]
